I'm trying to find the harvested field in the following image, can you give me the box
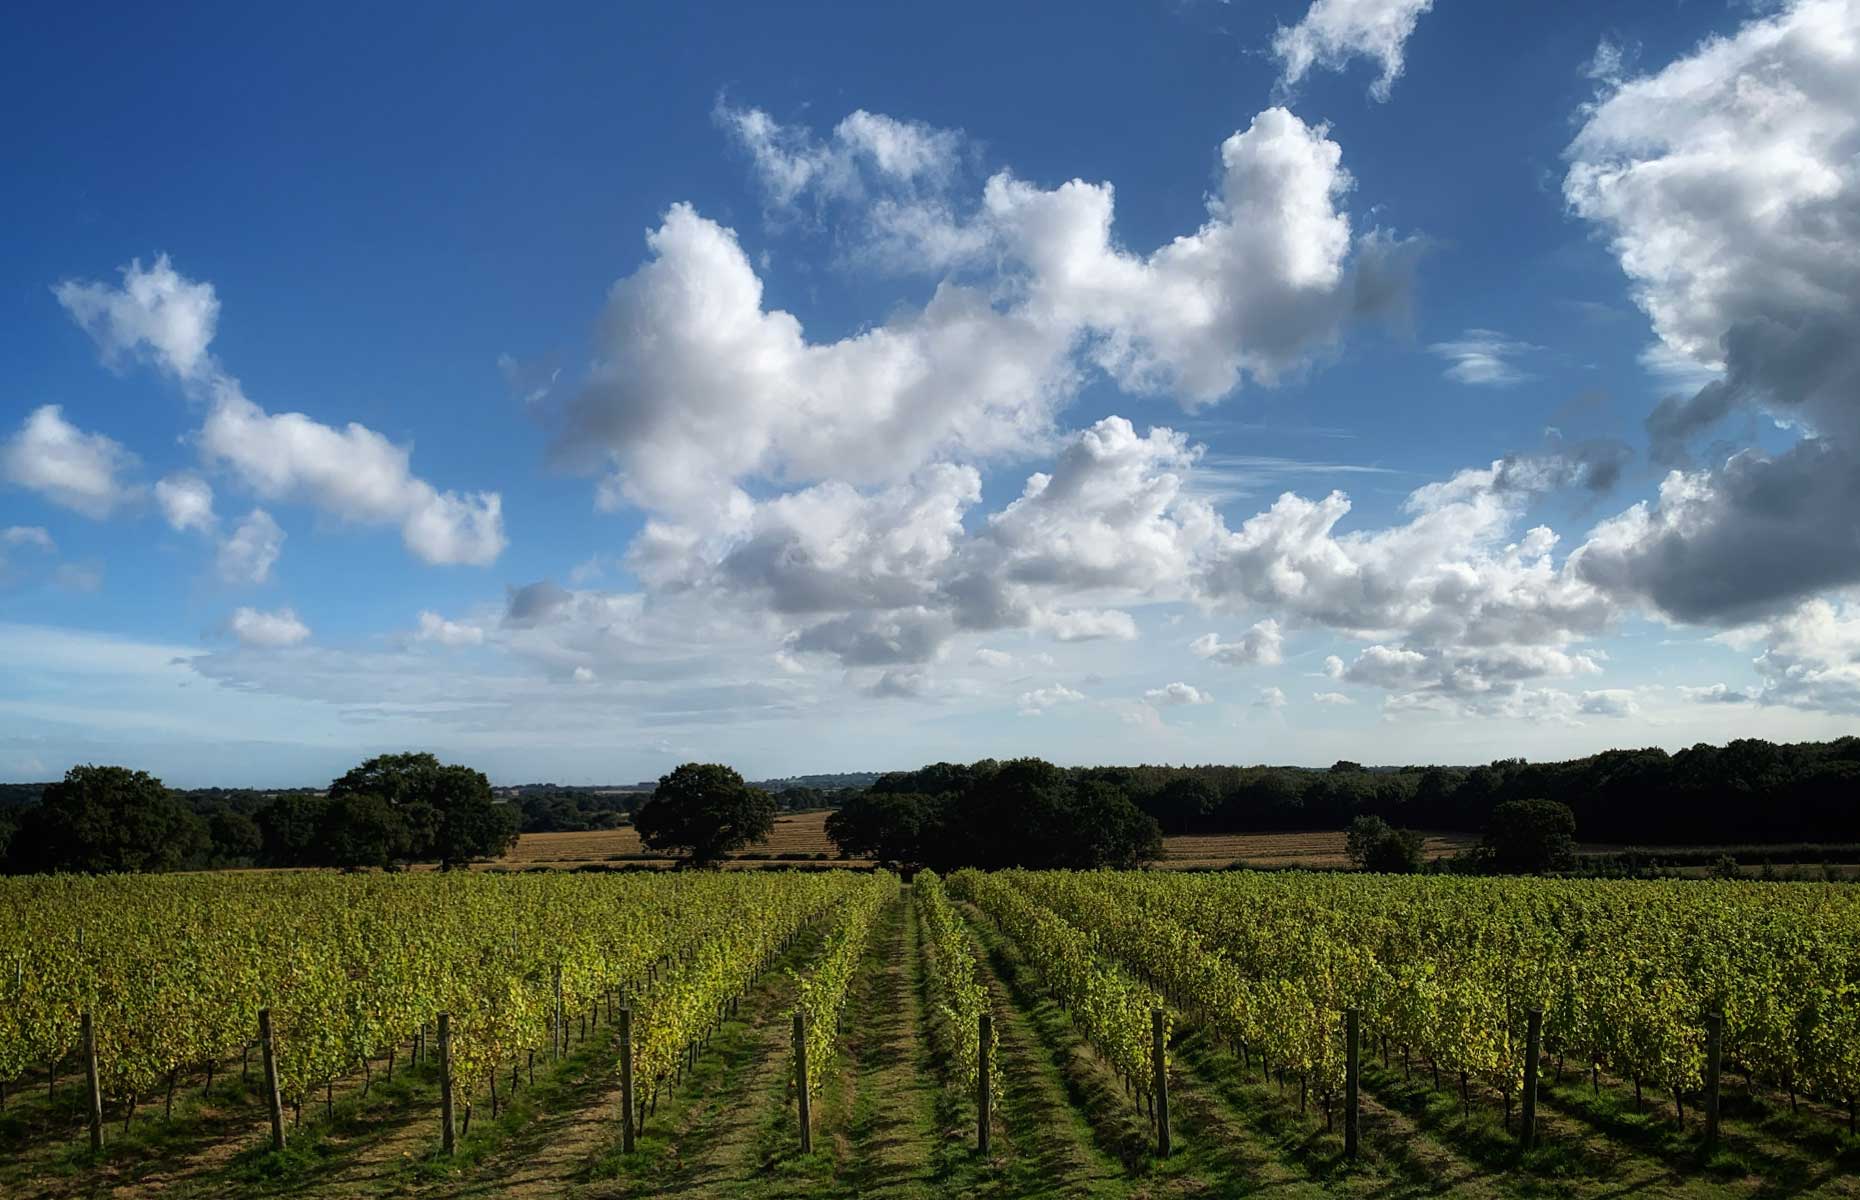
[483,816,1482,871]
[483,809,864,870]
[1159,828,1477,869]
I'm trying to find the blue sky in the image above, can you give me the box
[4,0,1859,786]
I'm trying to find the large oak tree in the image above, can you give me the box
[633,763,776,867]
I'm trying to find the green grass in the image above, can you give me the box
[0,1065,299,1197]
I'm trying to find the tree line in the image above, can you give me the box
[1063,736,1860,846]
[3,735,1854,876]
[823,759,1589,875]
[825,758,1162,871]
[0,753,518,875]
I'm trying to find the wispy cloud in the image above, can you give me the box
[1429,329,1540,386]
[1183,454,1402,503]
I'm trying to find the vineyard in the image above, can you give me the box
[3,870,1859,1198]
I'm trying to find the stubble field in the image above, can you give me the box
[480,813,1481,871]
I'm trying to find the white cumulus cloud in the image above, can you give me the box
[1017,683,1085,715]
[228,606,310,648]
[59,257,506,567]
[718,102,964,212]
[1145,681,1213,707]
[1565,0,1860,627]
[55,254,220,380]
[216,509,285,585]
[1191,620,1284,667]
[416,611,487,647]
[2,405,139,519]
[155,473,216,533]
[1577,688,1639,718]
[1273,0,1436,101]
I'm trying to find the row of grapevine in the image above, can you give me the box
[792,872,897,1094]
[989,870,1860,1132]
[1001,869,1348,1111]
[0,871,876,1129]
[948,868,1166,1107]
[913,871,996,1100]
[624,872,853,1126]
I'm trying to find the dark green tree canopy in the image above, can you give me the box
[1480,798,1578,874]
[1149,776,1220,836]
[255,792,327,868]
[206,808,264,865]
[827,757,1163,871]
[1345,814,1425,874]
[318,792,410,871]
[11,765,205,874]
[328,752,516,868]
[824,791,931,864]
[633,763,777,866]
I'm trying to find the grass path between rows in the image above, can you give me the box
[577,920,830,1199]
[958,901,1159,1199]
[831,886,945,1198]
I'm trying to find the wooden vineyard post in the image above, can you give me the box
[1152,1007,1171,1158]
[81,1011,103,1153]
[1521,1008,1543,1151]
[1344,1007,1360,1161]
[438,1013,456,1155]
[794,1011,812,1153]
[619,1007,636,1153]
[553,966,565,1059]
[258,1008,286,1153]
[1704,1012,1723,1152]
[977,1011,992,1153]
